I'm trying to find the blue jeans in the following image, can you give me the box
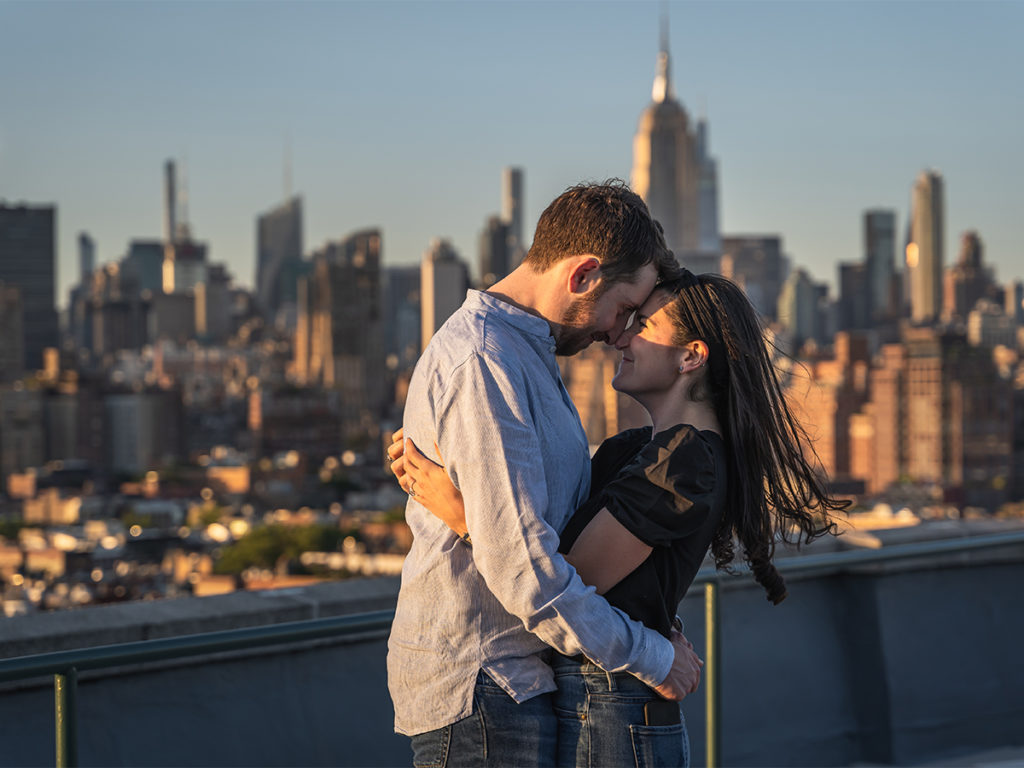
[409,670,557,767]
[552,653,689,768]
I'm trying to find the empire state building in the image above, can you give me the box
[631,27,720,265]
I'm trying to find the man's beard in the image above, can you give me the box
[552,285,607,356]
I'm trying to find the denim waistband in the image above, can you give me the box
[550,653,658,697]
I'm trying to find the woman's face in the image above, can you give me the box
[611,291,683,397]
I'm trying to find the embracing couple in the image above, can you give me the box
[386,181,843,767]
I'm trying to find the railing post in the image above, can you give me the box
[704,580,721,768]
[55,667,78,768]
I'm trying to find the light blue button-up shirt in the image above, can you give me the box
[387,290,673,736]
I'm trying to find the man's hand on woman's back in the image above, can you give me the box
[652,630,703,700]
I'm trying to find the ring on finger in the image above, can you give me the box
[408,480,417,498]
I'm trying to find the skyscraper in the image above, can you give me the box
[78,232,95,284]
[296,229,386,435]
[943,230,993,322]
[478,215,511,289]
[720,236,787,321]
[777,268,824,350]
[501,167,525,255]
[420,239,468,352]
[864,209,897,322]
[907,170,944,324]
[256,196,304,321]
[161,160,208,295]
[631,21,719,262]
[0,203,58,369]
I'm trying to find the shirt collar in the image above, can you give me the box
[464,289,554,343]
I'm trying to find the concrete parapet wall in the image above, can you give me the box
[2,551,1023,766]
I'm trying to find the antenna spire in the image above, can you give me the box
[652,7,673,103]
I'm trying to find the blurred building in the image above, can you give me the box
[382,265,421,373]
[783,332,871,483]
[255,195,304,324]
[801,325,1015,508]
[478,215,512,289]
[162,239,207,296]
[631,22,719,263]
[1006,280,1024,325]
[0,203,58,370]
[838,262,870,332]
[967,300,1016,349]
[294,229,385,439]
[720,236,787,321]
[420,238,469,352]
[161,160,208,296]
[559,345,649,449]
[501,167,525,258]
[907,170,945,324]
[777,268,827,350]
[0,387,45,480]
[0,283,25,382]
[122,240,164,295]
[78,232,95,284]
[943,231,995,323]
[105,388,184,476]
[864,209,898,323]
[195,264,232,345]
[248,386,344,462]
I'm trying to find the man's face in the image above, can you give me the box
[554,262,659,356]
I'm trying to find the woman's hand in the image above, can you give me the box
[387,428,469,538]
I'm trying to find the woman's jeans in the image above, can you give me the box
[553,653,690,768]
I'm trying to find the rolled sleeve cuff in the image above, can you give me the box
[630,630,674,689]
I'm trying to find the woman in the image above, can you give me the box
[389,270,846,767]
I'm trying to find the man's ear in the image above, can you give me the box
[568,256,602,295]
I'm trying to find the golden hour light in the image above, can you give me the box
[905,241,919,268]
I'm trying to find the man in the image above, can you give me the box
[388,181,702,766]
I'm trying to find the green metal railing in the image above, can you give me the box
[691,529,1024,767]
[0,610,395,768]
[2,531,1023,767]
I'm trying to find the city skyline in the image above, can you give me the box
[1,0,1022,308]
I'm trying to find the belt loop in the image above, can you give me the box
[605,668,615,691]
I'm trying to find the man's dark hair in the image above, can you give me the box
[524,179,678,284]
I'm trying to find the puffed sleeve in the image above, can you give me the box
[600,424,719,547]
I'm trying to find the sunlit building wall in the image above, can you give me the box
[302,229,386,436]
[907,170,944,324]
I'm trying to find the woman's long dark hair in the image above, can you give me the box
[660,270,846,604]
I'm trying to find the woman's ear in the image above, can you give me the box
[678,340,709,374]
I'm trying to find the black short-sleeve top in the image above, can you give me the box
[558,423,727,638]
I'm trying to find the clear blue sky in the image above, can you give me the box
[2,0,1021,308]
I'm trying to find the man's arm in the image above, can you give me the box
[431,352,697,694]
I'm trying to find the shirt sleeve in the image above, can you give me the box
[434,351,673,687]
[601,424,718,548]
